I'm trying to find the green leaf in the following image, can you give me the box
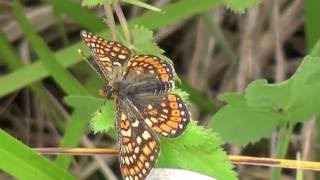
[221,0,263,13]
[82,0,117,7]
[0,130,75,180]
[287,56,320,123]
[245,79,291,109]
[210,55,320,146]
[130,25,165,57]
[158,121,237,180]
[90,102,115,133]
[210,93,284,146]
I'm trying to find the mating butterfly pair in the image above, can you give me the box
[81,31,190,180]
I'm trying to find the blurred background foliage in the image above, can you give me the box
[1,0,320,179]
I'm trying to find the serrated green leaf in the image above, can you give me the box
[90,101,115,133]
[130,25,165,56]
[158,121,237,180]
[221,0,263,13]
[210,94,285,146]
[82,0,117,7]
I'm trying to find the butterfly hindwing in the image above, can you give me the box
[142,94,190,138]
[117,103,160,180]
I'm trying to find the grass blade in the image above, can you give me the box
[0,130,74,180]
[14,0,88,95]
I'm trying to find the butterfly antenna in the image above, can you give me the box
[78,49,104,80]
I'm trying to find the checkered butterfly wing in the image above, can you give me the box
[123,55,190,137]
[117,99,160,180]
[124,55,175,93]
[142,94,190,137]
[80,31,131,79]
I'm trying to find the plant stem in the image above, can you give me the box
[104,4,118,41]
[113,3,132,44]
[271,122,294,180]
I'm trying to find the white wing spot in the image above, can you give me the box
[137,136,142,145]
[125,157,130,165]
[150,117,158,123]
[121,129,131,136]
[145,118,152,127]
[119,54,126,59]
[142,131,151,140]
[113,62,121,66]
[132,119,139,127]
[134,147,139,153]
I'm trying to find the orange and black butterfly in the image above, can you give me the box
[80,31,190,180]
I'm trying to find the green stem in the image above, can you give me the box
[271,122,294,180]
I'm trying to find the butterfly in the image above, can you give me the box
[80,31,190,180]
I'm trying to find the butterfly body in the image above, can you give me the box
[81,31,190,180]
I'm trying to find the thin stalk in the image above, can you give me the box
[271,122,294,180]
[113,3,131,44]
[104,4,118,41]
[34,147,320,171]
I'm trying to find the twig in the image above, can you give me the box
[229,155,320,172]
[113,3,131,44]
[34,147,118,155]
[34,147,320,171]
[103,4,118,41]
[271,0,285,82]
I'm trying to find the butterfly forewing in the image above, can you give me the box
[124,55,175,93]
[117,108,160,180]
[80,31,131,78]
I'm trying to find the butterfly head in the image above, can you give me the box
[104,84,114,99]
[105,79,128,99]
